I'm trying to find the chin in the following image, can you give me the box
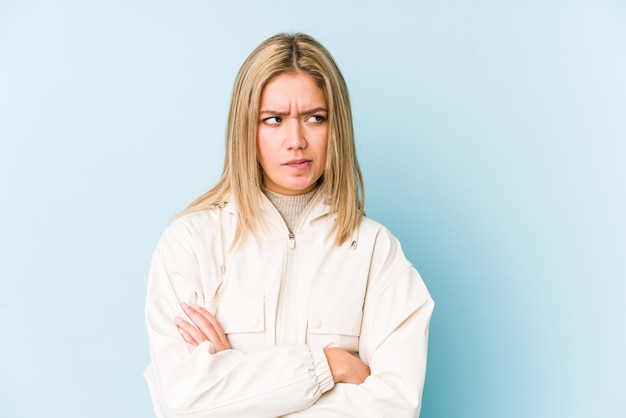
[281,182,316,195]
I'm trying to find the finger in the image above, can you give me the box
[191,305,231,350]
[181,304,223,347]
[188,304,230,351]
[177,326,198,346]
[175,316,207,345]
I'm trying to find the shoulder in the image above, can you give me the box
[158,206,227,248]
[356,218,432,314]
[356,215,416,288]
[357,216,403,250]
[168,209,214,233]
[358,215,387,233]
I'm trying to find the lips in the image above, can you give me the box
[284,159,311,169]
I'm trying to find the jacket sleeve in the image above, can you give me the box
[144,218,335,418]
[282,228,434,418]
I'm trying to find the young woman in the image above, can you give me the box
[144,33,434,417]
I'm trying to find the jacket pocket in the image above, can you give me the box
[214,296,266,351]
[306,298,364,353]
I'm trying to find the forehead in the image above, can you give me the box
[260,72,326,108]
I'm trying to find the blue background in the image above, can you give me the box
[1,1,624,417]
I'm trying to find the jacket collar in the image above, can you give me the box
[219,189,334,226]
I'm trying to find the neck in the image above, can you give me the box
[263,187,319,231]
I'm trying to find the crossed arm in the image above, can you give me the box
[146,222,433,417]
[175,303,371,385]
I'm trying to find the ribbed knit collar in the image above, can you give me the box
[263,187,319,232]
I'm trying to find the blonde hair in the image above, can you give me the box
[180,33,364,246]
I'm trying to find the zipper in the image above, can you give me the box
[272,191,319,345]
[277,230,296,344]
[288,231,295,249]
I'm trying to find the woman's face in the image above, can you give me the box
[257,72,328,195]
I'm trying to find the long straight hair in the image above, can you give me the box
[179,33,364,246]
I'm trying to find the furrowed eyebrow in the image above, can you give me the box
[259,110,289,117]
[301,107,328,115]
[259,107,328,116]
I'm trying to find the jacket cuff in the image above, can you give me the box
[310,347,335,394]
[195,340,215,354]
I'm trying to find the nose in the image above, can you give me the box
[286,120,306,150]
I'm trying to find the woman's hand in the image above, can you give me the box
[323,347,371,384]
[175,303,232,352]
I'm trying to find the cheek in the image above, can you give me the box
[256,132,271,167]
[317,134,329,167]
[319,146,328,168]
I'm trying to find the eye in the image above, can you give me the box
[307,115,326,123]
[263,116,282,125]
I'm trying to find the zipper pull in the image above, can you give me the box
[288,231,296,249]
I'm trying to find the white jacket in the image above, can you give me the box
[145,193,434,417]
